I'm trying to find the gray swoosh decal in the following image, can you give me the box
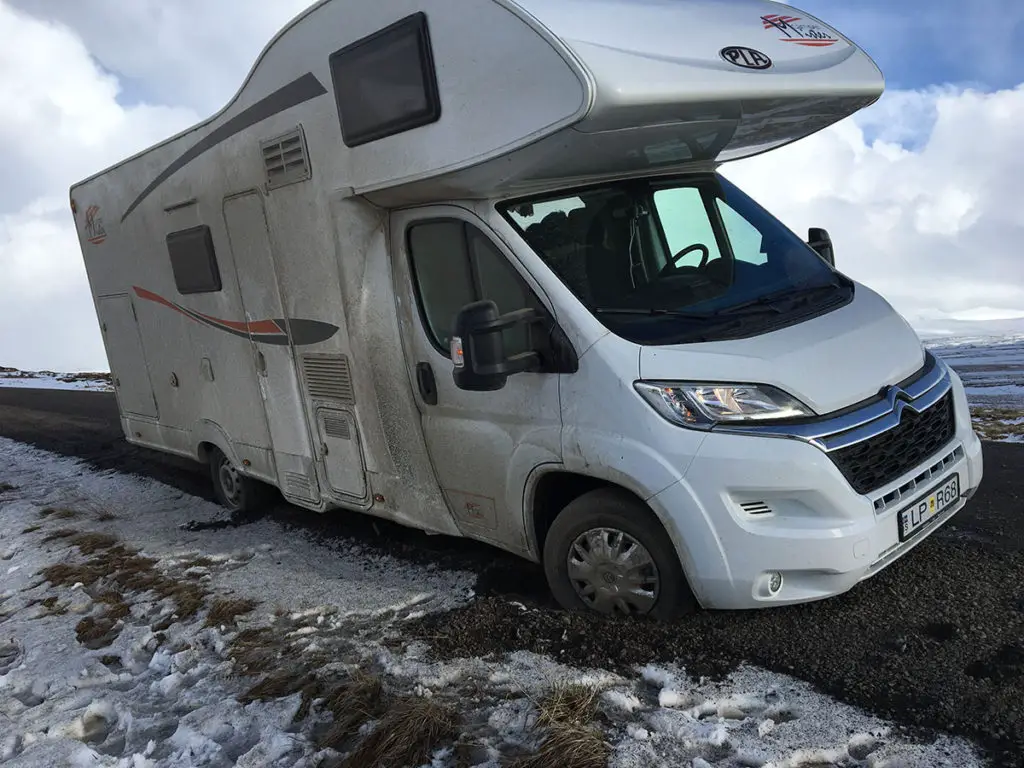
[121,72,328,222]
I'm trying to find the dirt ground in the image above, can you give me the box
[1,388,1023,765]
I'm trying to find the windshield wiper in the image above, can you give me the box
[595,307,714,321]
[714,281,844,316]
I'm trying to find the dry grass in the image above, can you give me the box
[154,582,207,619]
[183,556,217,569]
[74,590,133,648]
[40,507,79,520]
[340,696,457,768]
[319,672,387,749]
[26,595,68,618]
[507,683,610,768]
[205,598,257,628]
[241,667,317,705]
[508,723,610,768]
[41,528,78,543]
[536,683,601,729]
[972,407,1024,441]
[227,627,281,676]
[69,532,119,554]
[0,482,16,492]
[94,511,118,522]
[75,615,120,649]
[20,524,42,534]
[41,538,208,623]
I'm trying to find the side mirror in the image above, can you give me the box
[807,227,835,267]
[450,300,541,392]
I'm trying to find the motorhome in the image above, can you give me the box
[71,0,984,620]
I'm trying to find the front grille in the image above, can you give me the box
[829,390,956,495]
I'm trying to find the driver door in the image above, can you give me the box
[389,206,564,552]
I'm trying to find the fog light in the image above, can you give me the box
[768,571,783,594]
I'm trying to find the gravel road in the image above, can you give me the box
[1,387,1022,765]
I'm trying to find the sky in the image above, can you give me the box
[0,0,1023,371]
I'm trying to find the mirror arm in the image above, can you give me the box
[469,308,543,333]
[471,350,540,377]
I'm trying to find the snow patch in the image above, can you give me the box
[0,437,991,767]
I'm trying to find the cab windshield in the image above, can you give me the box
[499,174,853,345]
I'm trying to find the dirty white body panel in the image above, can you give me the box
[69,0,982,609]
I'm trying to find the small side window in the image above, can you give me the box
[408,221,474,349]
[407,219,543,357]
[329,12,441,148]
[166,225,222,295]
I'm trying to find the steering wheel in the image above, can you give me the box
[658,243,709,277]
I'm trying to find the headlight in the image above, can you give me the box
[633,381,814,428]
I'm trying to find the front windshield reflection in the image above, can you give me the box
[501,174,852,345]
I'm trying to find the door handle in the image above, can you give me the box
[416,362,438,406]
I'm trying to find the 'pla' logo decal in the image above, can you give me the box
[84,205,107,245]
[133,287,338,346]
[761,14,840,47]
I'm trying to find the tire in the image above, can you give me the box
[542,488,698,621]
[207,447,273,515]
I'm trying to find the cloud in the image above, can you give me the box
[0,2,200,370]
[722,84,1024,335]
[0,0,1022,372]
[6,0,314,114]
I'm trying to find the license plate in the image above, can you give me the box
[898,473,960,542]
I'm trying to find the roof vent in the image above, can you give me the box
[261,127,310,190]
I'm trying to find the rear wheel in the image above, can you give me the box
[542,488,697,621]
[207,447,272,514]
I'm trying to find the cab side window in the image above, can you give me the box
[407,219,541,356]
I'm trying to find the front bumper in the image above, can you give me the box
[648,363,984,610]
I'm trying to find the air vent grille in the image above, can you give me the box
[322,414,352,440]
[261,127,310,190]
[739,501,773,516]
[303,354,354,403]
[283,471,315,501]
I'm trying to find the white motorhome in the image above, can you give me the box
[71,0,983,620]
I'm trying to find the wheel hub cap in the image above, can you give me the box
[218,460,242,505]
[566,527,660,616]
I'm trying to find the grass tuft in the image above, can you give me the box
[94,511,118,522]
[228,627,281,676]
[319,671,387,749]
[21,525,42,534]
[70,532,119,554]
[40,507,79,520]
[0,482,16,492]
[205,597,258,628]
[508,683,609,768]
[508,722,610,768]
[536,683,601,729]
[42,528,78,543]
[340,695,457,768]
[241,667,317,704]
[971,407,1024,441]
[75,614,120,649]
[40,541,207,623]
[153,581,207,619]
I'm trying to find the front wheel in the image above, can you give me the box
[208,447,272,515]
[542,488,697,621]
